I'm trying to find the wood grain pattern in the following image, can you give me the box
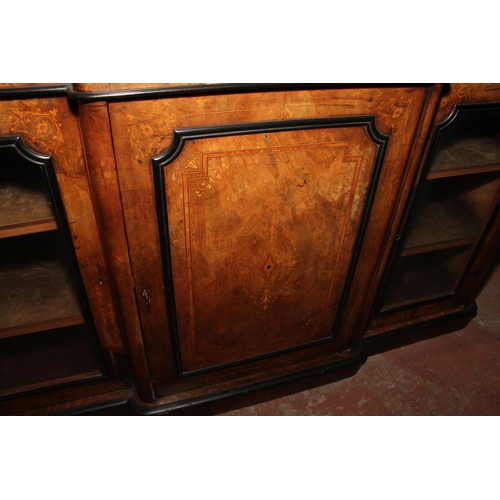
[158,125,379,372]
[4,83,498,415]
[108,86,432,396]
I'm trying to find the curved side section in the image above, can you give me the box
[375,101,500,316]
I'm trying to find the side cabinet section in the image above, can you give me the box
[367,84,500,348]
[0,89,131,415]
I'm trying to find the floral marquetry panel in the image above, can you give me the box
[153,121,386,373]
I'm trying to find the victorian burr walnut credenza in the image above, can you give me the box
[1,83,499,415]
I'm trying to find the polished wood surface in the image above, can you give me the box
[77,101,155,402]
[161,125,379,372]
[108,85,436,400]
[2,83,499,415]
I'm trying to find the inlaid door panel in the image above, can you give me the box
[153,119,387,373]
[108,86,434,394]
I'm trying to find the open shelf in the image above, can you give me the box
[401,171,500,257]
[378,103,500,315]
[0,232,84,339]
[0,166,57,238]
[429,136,500,177]
[0,134,106,401]
[402,199,479,256]
[0,324,102,397]
[0,314,85,340]
[0,219,58,239]
[381,245,472,311]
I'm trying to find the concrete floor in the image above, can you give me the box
[222,258,500,416]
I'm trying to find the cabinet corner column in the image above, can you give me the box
[77,100,155,403]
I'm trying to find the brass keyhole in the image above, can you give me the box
[141,288,151,311]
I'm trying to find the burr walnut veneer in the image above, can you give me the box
[1,83,498,415]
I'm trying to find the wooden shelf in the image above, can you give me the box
[382,260,456,311]
[381,246,472,311]
[0,371,102,399]
[428,163,500,180]
[0,314,84,340]
[0,181,55,237]
[0,325,102,397]
[0,247,84,339]
[402,199,480,256]
[402,236,476,257]
[429,137,500,177]
[0,218,58,239]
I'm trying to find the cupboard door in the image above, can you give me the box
[153,119,387,373]
[378,103,500,314]
[0,136,105,397]
[108,87,432,398]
